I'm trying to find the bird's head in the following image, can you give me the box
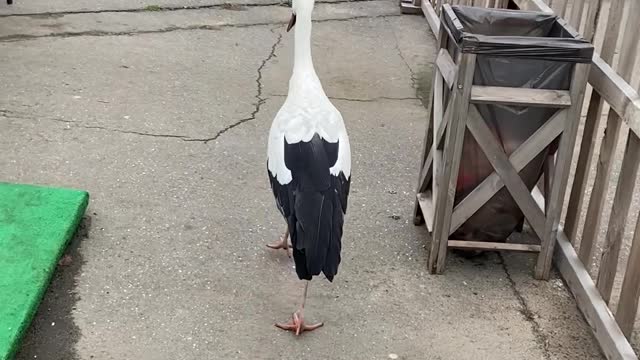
[287,0,315,32]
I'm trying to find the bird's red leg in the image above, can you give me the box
[275,281,323,335]
[266,226,291,258]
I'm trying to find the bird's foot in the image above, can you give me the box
[266,234,291,258]
[275,311,323,336]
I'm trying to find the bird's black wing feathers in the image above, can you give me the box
[267,134,350,282]
[268,169,293,219]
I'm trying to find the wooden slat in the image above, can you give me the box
[432,53,446,167]
[531,182,545,209]
[496,0,509,8]
[448,240,541,253]
[558,0,568,17]
[564,91,605,243]
[588,7,640,137]
[436,49,457,90]
[417,192,435,232]
[414,19,449,224]
[613,0,640,318]
[529,187,638,360]
[449,110,566,235]
[417,91,454,193]
[422,0,440,35]
[616,0,640,82]
[543,154,555,213]
[582,0,602,42]
[616,210,640,338]
[597,133,640,303]
[413,74,436,223]
[431,0,438,14]
[435,0,443,14]
[466,105,547,239]
[599,0,626,68]
[511,0,553,13]
[590,57,640,136]
[418,150,433,194]
[563,0,625,243]
[578,111,623,268]
[580,0,640,269]
[551,0,568,17]
[535,63,591,280]
[470,86,572,108]
[558,230,638,360]
[568,0,585,31]
[430,53,477,274]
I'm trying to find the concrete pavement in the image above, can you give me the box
[0,1,604,359]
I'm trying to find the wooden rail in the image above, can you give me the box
[407,0,640,358]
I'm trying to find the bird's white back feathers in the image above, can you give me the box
[267,0,351,185]
[267,73,351,184]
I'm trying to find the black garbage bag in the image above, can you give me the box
[438,5,593,242]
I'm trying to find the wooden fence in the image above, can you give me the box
[406,0,640,358]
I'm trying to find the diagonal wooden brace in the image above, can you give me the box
[465,105,548,240]
[449,109,566,235]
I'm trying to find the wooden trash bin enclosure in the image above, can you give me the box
[413,5,594,279]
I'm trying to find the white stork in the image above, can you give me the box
[266,0,352,335]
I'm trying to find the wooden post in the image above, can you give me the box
[413,21,449,225]
[535,63,591,280]
[429,52,477,274]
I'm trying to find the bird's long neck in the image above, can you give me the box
[293,13,314,75]
[288,12,326,100]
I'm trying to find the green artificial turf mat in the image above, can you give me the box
[0,183,88,360]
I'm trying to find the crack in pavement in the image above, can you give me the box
[3,17,409,141]
[76,125,193,139]
[387,18,426,108]
[1,30,284,144]
[498,253,552,360]
[186,29,283,143]
[1,26,227,42]
[0,14,401,42]
[0,109,75,124]
[2,13,403,141]
[0,0,384,18]
[0,109,198,140]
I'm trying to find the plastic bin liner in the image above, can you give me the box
[443,6,594,62]
[437,5,594,242]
